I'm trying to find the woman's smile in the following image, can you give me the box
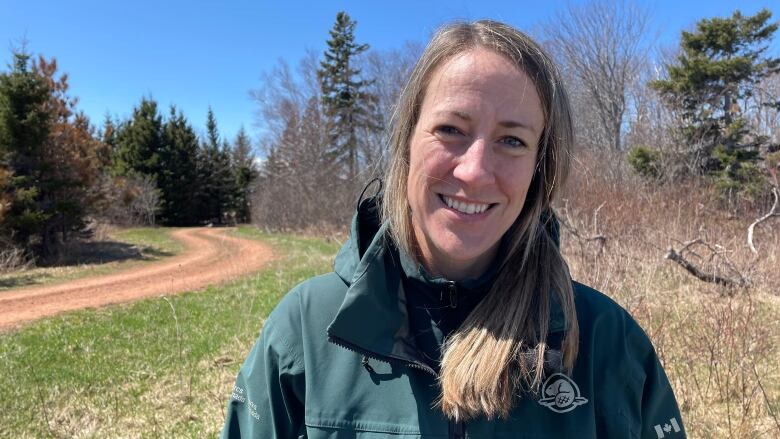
[437,194,496,223]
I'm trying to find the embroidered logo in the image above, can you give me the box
[653,417,681,438]
[538,373,588,413]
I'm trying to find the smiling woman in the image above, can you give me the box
[222,19,686,439]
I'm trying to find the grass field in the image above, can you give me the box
[0,227,183,292]
[0,226,338,438]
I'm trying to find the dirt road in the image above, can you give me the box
[0,228,273,331]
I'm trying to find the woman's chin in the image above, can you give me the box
[429,238,499,278]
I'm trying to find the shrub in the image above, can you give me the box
[628,145,663,179]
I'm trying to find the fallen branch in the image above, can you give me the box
[558,200,608,245]
[747,186,780,255]
[665,239,749,288]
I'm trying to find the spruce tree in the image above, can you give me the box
[318,11,380,181]
[99,114,118,168]
[195,108,234,224]
[650,9,780,196]
[0,52,52,251]
[0,52,105,255]
[231,126,256,223]
[159,107,199,225]
[114,97,164,178]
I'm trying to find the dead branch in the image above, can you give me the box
[665,239,749,288]
[558,200,608,245]
[747,186,780,255]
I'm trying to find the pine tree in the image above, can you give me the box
[100,114,118,168]
[650,9,780,196]
[114,97,164,178]
[0,52,52,252]
[318,11,380,181]
[0,52,105,255]
[159,107,199,225]
[231,126,256,223]
[195,108,234,224]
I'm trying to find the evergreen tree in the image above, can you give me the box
[114,97,164,178]
[650,9,780,195]
[0,52,52,251]
[195,108,234,223]
[100,114,118,167]
[159,107,199,225]
[231,126,257,223]
[318,11,380,180]
[0,52,105,255]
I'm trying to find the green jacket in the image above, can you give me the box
[222,199,685,438]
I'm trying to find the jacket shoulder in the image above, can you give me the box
[572,281,660,376]
[573,281,643,331]
[262,272,348,354]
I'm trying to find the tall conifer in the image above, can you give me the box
[318,11,380,180]
[159,107,199,225]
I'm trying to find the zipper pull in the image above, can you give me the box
[361,356,375,374]
[447,281,457,308]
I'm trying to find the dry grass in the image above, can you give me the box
[560,151,780,438]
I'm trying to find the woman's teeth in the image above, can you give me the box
[441,195,490,214]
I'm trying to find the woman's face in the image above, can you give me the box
[407,48,544,281]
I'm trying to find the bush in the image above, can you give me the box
[628,146,663,179]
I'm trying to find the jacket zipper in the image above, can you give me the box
[447,281,457,308]
[329,335,467,437]
[328,334,437,376]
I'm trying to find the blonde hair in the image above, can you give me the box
[381,20,578,420]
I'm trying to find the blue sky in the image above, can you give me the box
[1,0,777,146]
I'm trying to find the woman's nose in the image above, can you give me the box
[451,138,496,187]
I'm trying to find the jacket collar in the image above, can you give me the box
[328,196,567,365]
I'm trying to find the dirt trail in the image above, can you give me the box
[0,228,273,331]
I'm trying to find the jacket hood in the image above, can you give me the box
[333,194,385,286]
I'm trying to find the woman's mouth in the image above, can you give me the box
[439,194,496,215]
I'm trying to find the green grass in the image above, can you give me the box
[0,226,338,438]
[0,227,183,292]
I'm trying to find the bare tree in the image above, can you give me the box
[131,174,161,226]
[361,42,422,175]
[746,72,780,151]
[250,45,422,231]
[542,0,651,151]
[250,54,350,230]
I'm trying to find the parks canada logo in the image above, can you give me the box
[538,373,588,413]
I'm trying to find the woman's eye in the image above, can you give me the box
[500,136,526,148]
[436,125,462,136]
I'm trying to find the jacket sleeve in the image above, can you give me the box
[637,347,686,439]
[221,313,306,438]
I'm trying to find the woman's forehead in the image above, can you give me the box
[421,49,544,132]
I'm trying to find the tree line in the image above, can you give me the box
[3,4,779,260]
[0,52,256,260]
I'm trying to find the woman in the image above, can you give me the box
[222,20,685,438]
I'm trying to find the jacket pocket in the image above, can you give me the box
[304,418,433,438]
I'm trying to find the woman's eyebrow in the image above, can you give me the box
[498,120,533,130]
[432,110,535,131]
[433,110,472,122]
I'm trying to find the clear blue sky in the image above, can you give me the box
[1,0,777,146]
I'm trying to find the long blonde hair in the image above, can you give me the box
[381,20,578,420]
